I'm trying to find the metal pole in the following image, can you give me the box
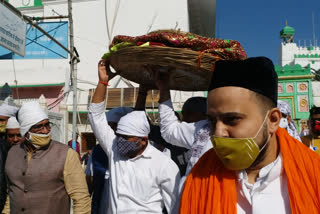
[68,0,77,144]
[28,15,69,20]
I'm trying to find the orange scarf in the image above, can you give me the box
[179,128,320,214]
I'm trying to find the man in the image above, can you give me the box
[6,117,22,147]
[0,104,19,140]
[179,57,320,213]
[0,138,7,213]
[180,97,207,123]
[0,104,18,212]
[277,100,301,141]
[156,79,211,193]
[88,60,180,213]
[86,107,132,214]
[2,118,22,213]
[301,106,320,154]
[5,101,91,214]
[81,149,91,166]
[157,94,210,173]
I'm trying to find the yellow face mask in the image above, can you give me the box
[0,124,6,133]
[28,131,52,148]
[211,112,270,171]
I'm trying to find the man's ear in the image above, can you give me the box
[269,108,281,134]
[141,136,148,145]
[287,115,292,123]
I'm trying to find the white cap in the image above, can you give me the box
[0,103,18,117]
[18,101,48,136]
[116,111,150,137]
[6,117,20,129]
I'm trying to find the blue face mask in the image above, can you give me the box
[117,136,142,157]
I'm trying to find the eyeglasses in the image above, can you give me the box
[30,122,52,132]
[7,133,21,138]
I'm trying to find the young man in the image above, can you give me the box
[88,60,180,214]
[301,106,320,154]
[5,101,91,214]
[6,117,22,147]
[179,57,320,213]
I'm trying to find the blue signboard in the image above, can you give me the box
[0,21,68,59]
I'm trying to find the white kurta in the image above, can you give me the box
[159,99,212,176]
[88,102,180,214]
[159,99,212,213]
[237,153,291,214]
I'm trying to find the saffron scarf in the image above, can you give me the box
[179,128,320,214]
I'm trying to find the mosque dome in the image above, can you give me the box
[280,23,295,39]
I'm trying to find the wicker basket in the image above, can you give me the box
[107,46,217,91]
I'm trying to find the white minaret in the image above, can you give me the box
[278,22,320,71]
[278,22,297,66]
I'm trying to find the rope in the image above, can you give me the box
[11,56,20,101]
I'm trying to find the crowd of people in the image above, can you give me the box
[0,56,320,214]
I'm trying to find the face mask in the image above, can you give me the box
[0,124,6,133]
[279,118,288,129]
[28,131,52,148]
[211,112,270,170]
[117,136,142,157]
[312,119,320,135]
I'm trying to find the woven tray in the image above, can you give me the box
[107,46,217,91]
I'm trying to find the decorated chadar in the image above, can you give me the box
[102,30,247,91]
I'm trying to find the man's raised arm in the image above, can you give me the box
[88,60,117,155]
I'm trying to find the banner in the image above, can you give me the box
[0,3,27,56]
[0,21,68,59]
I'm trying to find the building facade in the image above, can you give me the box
[277,23,320,134]
[0,0,207,152]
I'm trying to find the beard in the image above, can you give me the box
[249,123,270,169]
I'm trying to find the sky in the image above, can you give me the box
[216,0,320,65]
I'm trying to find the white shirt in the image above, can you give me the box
[237,153,291,214]
[159,99,212,214]
[88,102,180,214]
[159,99,212,177]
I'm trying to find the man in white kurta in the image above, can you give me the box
[88,60,180,214]
[159,99,211,177]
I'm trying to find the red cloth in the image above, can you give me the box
[67,140,81,159]
[180,127,320,214]
[110,31,247,61]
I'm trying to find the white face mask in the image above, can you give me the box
[279,118,288,129]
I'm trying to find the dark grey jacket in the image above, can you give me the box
[0,138,8,212]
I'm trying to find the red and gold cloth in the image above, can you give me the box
[110,30,247,61]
